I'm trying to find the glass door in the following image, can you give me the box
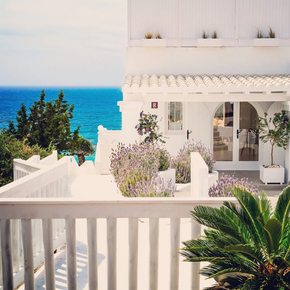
[213,102,259,170]
[238,102,259,162]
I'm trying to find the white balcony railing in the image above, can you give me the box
[0,197,235,290]
[0,156,71,289]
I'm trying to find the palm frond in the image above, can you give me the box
[232,188,269,254]
[274,187,290,237]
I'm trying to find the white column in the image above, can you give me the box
[118,101,144,138]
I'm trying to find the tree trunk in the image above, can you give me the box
[77,154,86,166]
[271,143,274,166]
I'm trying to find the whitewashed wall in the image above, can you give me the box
[125,47,290,76]
[119,99,286,170]
[129,0,179,40]
[180,0,236,39]
[128,0,290,41]
[238,0,290,39]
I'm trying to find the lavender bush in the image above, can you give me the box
[171,140,215,184]
[110,143,174,197]
[209,174,258,197]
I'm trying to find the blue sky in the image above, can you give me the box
[0,0,127,86]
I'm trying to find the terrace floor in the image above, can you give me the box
[220,170,287,196]
[22,166,286,290]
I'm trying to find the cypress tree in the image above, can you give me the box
[29,90,47,146]
[16,103,29,139]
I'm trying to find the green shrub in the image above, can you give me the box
[0,131,52,186]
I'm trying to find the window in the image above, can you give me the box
[168,102,183,131]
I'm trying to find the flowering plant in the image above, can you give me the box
[172,140,215,183]
[110,143,174,197]
[209,174,258,197]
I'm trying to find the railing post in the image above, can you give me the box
[42,219,55,290]
[107,217,117,290]
[149,218,159,290]
[0,219,14,290]
[66,218,76,290]
[170,218,180,290]
[22,219,34,290]
[87,218,98,290]
[191,219,201,290]
[129,218,138,290]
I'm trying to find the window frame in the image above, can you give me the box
[165,101,185,135]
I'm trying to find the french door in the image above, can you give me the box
[213,102,259,170]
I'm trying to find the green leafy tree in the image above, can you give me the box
[15,103,29,139]
[0,131,52,186]
[7,90,94,166]
[258,111,290,166]
[47,90,74,152]
[135,111,165,144]
[70,128,94,166]
[29,89,47,146]
[181,188,290,290]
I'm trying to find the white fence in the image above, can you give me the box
[13,150,58,180]
[0,196,235,290]
[0,157,71,289]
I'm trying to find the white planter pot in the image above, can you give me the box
[208,170,219,188]
[253,38,280,47]
[157,168,176,186]
[197,38,223,47]
[142,39,167,47]
[259,165,285,184]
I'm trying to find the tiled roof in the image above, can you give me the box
[123,74,290,94]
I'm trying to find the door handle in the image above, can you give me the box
[236,129,241,139]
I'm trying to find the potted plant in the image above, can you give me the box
[253,27,280,46]
[142,32,167,47]
[197,31,222,47]
[258,110,290,184]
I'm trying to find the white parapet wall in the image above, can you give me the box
[95,125,138,174]
[191,152,209,198]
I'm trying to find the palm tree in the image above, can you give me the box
[181,187,290,290]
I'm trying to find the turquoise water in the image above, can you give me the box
[0,87,123,159]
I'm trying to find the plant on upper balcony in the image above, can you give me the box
[209,174,258,197]
[136,111,165,144]
[257,30,264,38]
[155,32,162,39]
[269,27,276,38]
[181,187,290,290]
[212,31,218,39]
[145,32,153,39]
[202,31,208,39]
[110,143,174,197]
[258,111,290,167]
[171,140,215,184]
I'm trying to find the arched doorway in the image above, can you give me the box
[213,102,259,170]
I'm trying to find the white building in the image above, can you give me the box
[97,0,290,181]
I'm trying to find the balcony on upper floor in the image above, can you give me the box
[127,0,290,48]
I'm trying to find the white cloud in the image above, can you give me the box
[0,0,127,86]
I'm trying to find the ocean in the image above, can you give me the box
[0,87,123,160]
